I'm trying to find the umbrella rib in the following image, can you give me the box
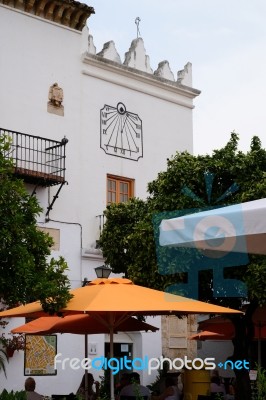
[89,314,110,328]
[88,312,135,330]
[114,312,136,328]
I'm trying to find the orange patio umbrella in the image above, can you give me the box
[11,313,158,400]
[189,330,232,341]
[11,313,159,335]
[0,277,242,399]
[0,278,243,318]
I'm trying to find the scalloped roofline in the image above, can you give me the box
[0,0,94,31]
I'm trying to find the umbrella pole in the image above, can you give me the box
[258,322,261,367]
[110,324,114,400]
[85,334,89,400]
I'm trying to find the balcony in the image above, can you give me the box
[1,128,68,187]
[96,214,106,235]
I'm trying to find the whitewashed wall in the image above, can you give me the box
[198,340,235,379]
[0,2,199,394]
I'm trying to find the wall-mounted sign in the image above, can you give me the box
[24,335,57,376]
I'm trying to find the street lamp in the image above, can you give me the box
[94,265,112,279]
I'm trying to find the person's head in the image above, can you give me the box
[87,373,94,385]
[130,372,140,384]
[211,370,220,378]
[79,373,95,388]
[120,373,131,388]
[211,376,221,385]
[165,377,176,388]
[25,377,36,392]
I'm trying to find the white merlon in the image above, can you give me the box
[81,26,92,53]
[123,38,153,74]
[97,40,122,64]
[85,32,193,88]
[177,62,192,86]
[154,60,175,81]
[88,34,96,55]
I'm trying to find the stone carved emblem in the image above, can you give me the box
[47,83,64,116]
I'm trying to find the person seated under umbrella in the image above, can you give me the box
[25,377,44,400]
[76,373,100,400]
[119,372,151,400]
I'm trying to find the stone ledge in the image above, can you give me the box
[82,52,201,102]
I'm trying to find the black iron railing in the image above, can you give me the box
[0,128,68,186]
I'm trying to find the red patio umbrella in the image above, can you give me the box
[12,313,159,400]
[11,313,159,335]
[199,315,266,340]
[189,330,232,341]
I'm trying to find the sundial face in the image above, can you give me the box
[100,102,143,161]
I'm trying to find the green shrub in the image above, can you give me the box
[0,390,27,400]
[257,367,266,400]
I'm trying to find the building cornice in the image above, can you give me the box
[0,0,94,30]
[82,53,201,109]
[82,248,104,261]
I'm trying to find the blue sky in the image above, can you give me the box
[86,0,266,155]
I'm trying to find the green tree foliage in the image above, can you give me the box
[98,133,266,400]
[0,347,7,377]
[98,198,148,275]
[0,135,72,313]
[99,133,266,301]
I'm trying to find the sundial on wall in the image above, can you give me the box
[100,102,143,161]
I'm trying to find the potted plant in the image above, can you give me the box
[0,334,26,357]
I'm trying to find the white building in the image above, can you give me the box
[0,0,200,395]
